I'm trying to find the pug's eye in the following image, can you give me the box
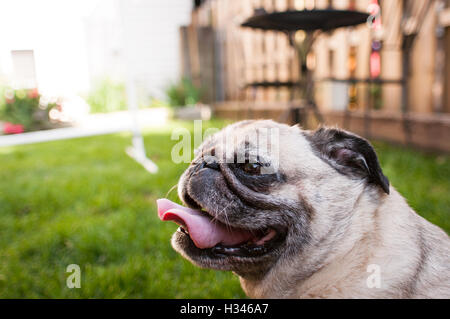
[240,162,262,175]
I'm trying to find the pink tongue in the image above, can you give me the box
[157,198,253,249]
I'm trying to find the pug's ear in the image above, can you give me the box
[306,127,390,194]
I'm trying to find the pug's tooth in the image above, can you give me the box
[254,246,267,255]
[224,247,241,254]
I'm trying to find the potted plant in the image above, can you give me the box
[0,88,55,134]
[165,78,211,120]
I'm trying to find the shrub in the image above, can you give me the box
[165,78,202,107]
[0,88,53,132]
[86,78,127,113]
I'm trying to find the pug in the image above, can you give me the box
[157,120,450,299]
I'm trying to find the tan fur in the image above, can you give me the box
[241,187,450,298]
[177,120,450,299]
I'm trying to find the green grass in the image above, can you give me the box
[0,120,448,298]
[373,141,450,232]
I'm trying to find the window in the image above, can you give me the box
[11,50,37,89]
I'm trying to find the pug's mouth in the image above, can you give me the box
[157,199,286,258]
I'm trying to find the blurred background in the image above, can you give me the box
[0,0,449,298]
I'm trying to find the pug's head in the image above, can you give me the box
[158,120,390,280]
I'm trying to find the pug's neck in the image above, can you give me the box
[239,187,423,298]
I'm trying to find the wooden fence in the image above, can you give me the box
[179,0,450,153]
[180,0,305,103]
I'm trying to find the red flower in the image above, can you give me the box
[3,122,24,134]
[5,98,14,104]
[28,88,39,99]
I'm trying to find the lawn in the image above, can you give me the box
[0,119,448,298]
